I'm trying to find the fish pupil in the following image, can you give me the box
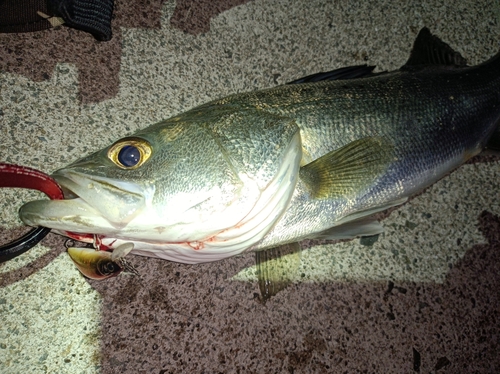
[118,145,140,167]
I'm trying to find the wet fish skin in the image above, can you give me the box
[253,57,500,248]
[19,28,500,266]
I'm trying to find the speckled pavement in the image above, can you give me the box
[1,1,500,373]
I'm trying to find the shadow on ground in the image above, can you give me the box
[82,211,500,373]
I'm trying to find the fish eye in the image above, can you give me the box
[107,137,152,169]
[118,145,140,167]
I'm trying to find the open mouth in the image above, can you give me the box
[19,170,150,234]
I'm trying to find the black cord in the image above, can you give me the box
[0,227,51,263]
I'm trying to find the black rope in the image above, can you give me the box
[0,226,51,263]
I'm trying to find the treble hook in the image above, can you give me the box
[0,163,64,263]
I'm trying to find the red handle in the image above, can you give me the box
[0,163,64,200]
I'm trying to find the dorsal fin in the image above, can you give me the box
[402,27,467,69]
[287,28,466,83]
[287,65,378,84]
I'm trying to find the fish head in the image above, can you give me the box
[20,110,302,260]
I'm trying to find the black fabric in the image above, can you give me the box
[0,0,114,41]
[48,0,114,41]
[0,0,52,33]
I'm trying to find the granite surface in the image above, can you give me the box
[1,0,500,373]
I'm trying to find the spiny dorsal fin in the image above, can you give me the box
[402,27,467,69]
[299,136,395,200]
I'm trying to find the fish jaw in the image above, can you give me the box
[20,198,118,235]
[19,169,153,234]
[52,170,152,228]
[18,169,251,241]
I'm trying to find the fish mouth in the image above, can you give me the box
[19,169,151,234]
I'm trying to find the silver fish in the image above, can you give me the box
[19,28,500,297]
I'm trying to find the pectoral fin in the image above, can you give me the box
[255,242,302,302]
[299,136,395,200]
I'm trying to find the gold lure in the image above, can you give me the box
[67,243,138,280]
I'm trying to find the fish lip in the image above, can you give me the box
[51,169,146,202]
[19,169,152,232]
[50,169,150,227]
[19,197,114,234]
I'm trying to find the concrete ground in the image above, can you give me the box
[1,0,500,372]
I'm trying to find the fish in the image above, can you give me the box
[18,28,500,298]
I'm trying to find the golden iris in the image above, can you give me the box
[107,137,152,169]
